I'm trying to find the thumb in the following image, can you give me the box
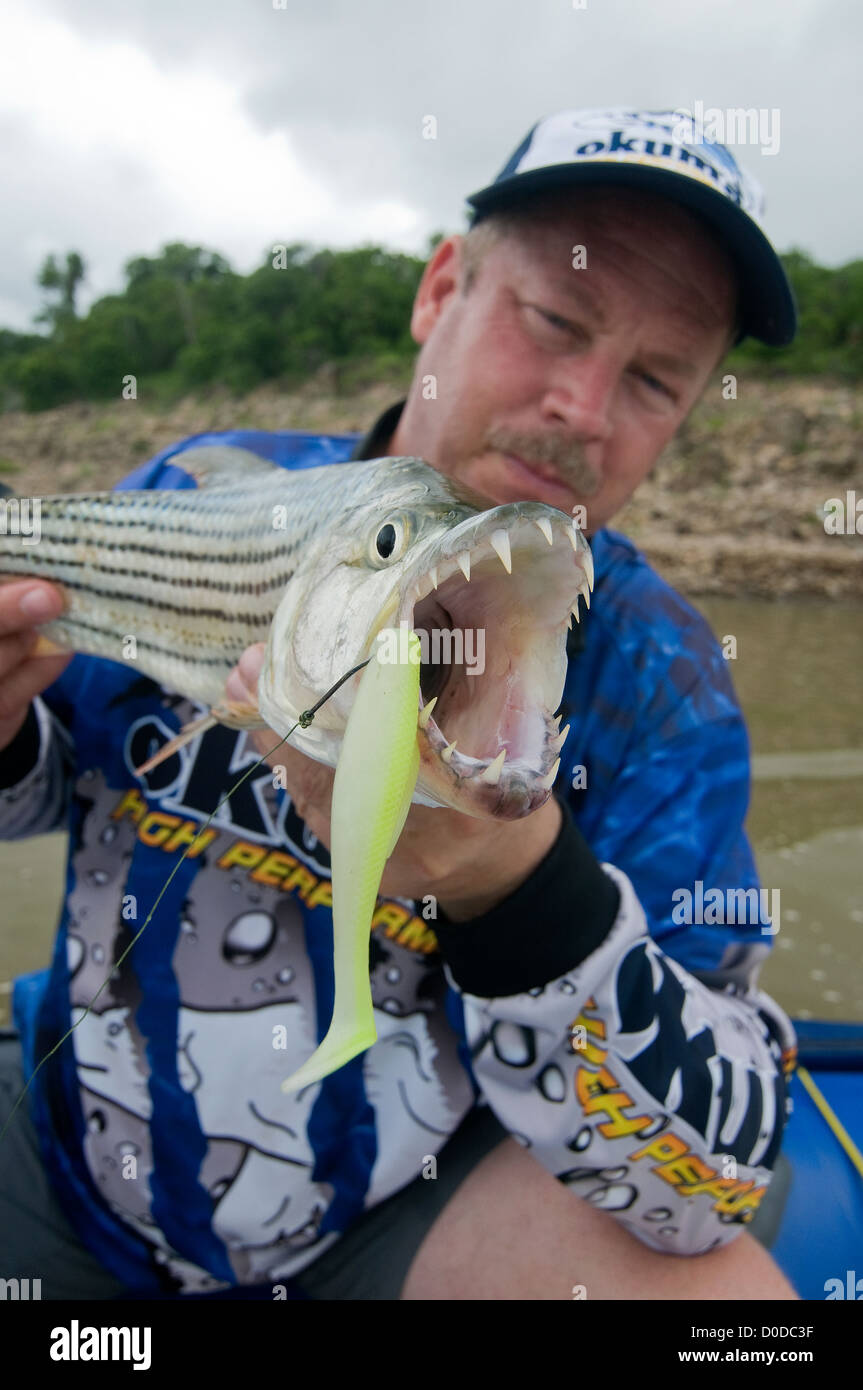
[225,642,267,703]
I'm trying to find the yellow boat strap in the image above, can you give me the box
[796,1065,863,1182]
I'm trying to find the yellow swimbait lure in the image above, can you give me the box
[282,630,421,1093]
[0,634,421,1142]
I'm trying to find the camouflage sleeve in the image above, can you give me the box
[434,820,796,1257]
[0,697,74,839]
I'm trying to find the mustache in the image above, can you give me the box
[485,427,601,497]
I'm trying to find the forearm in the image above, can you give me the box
[435,795,568,922]
[433,797,621,987]
[433,808,795,1256]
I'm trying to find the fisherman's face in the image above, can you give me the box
[392,189,737,533]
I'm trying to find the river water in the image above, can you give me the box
[696,596,863,1024]
[1,596,861,1026]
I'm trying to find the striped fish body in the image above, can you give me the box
[0,467,350,710]
[0,448,455,714]
[0,446,594,817]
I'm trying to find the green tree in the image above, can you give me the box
[3,236,859,414]
[34,250,86,330]
[124,243,231,289]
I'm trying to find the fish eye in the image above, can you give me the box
[370,516,410,566]
[377,524,397,558]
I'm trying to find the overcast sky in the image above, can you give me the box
[1,0,859,332]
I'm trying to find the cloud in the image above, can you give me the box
[0,3,422,327]
[1,0,860,330]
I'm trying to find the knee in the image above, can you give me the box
[401,1139,799,1301]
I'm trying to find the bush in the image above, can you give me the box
[4,240,858,414]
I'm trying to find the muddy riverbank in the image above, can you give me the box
[0,375,860,598]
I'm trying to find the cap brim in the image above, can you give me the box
[466,163,797,347]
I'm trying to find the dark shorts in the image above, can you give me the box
[0,1032,509,1301]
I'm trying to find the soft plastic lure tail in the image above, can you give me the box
[281,630,421,1093]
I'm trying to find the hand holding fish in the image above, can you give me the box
[0,579,71,754]
[228,642,564,921]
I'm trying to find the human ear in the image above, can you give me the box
[410,236,464,344]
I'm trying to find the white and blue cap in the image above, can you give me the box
[466,108,796,346]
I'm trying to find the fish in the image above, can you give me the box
[1,446,595,1093]
[0,446,594,819]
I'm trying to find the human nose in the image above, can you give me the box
[538,353,615,443]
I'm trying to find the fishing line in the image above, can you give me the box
[0,657,371,1143]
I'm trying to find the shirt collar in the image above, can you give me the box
[350,399,407,460]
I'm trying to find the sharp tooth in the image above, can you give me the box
[568,527,582,555]
[418,696,438,729]
[429,566,439,590]
[480,749,507,785]
[552,713,562,733]
[456,552,471,582]
[583,547,594,591]
[553,724,570,751]
[441,740,458,764]
[490,529,512,575]
[534,517,554,546]
[540,758,560,791]
[570,605,580,626]
[581,581,591,611]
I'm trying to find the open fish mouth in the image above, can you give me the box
[391,503,593,819]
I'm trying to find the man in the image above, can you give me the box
[0,109,798,1300]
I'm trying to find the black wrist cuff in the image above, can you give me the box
[431,798,621,997]
[0,704,41,789]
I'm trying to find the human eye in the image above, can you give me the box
[522,302,579,342]
[631,366,678,404]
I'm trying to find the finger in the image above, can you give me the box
[265,740,332,774]
[289,796,332,851]
[264,740,338,798]
[0,629,38,681]
[0,651,72,724]
[290,794,333,851]
[224,668,251,704]
[237,643,266,686]
[266,745,335,842]
[252,728,292,770]
[225,643,266,704]
[0,580,65,637]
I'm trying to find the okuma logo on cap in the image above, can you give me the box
[515,109,765,222]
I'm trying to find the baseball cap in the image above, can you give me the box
[466,108,797,347]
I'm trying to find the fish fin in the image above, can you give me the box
[176,446,279,488]
[209,698,266,730]
[135,712,219,776]
[134,700,265,777]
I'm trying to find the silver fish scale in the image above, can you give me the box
[0,461,366,707]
